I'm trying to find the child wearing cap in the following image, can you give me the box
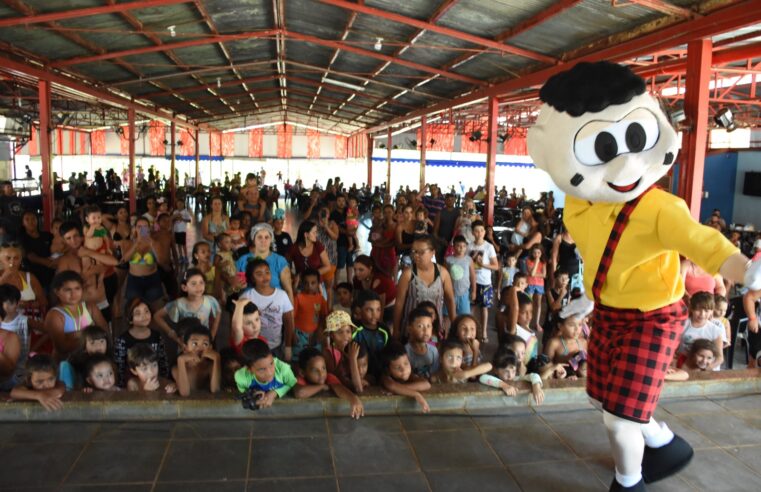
[272,208,293,258]
[323,310,371,393]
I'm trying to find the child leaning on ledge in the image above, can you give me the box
[479,345,544,405]
[172,318,221,397]
[431,339,491,384]
[380,341,431,413]
[294,347,364,419]
[127,344,177,394]
[234,339,297,409]
[10,354,66,411]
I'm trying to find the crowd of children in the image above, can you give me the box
[0,175,745,417]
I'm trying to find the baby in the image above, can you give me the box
[82,205,111,254]
[83,354,120,393]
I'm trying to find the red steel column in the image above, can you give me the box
[170,120,177,204]
[366,133,373,188]
[678,39,712,219]
[128,108,136,214]
[419,115,427,191]
[484,96,498,226]
[386,127,392,195]
[38,80,54,232]
[194,129,200,187]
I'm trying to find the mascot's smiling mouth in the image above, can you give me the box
[607,178,641,193]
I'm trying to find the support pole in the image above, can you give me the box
[420,115,427,191]
[194,129,200,188]
[128,108,136,214]
[386,127,392,196]
[484,96,498,227]
[38,80,54,232]
[366,132,373,189]
[170,121,176,205]
[678,39,712,219]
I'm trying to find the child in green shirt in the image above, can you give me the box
[234,339,296,409]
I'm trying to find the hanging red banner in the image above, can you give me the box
[68,131,75,155]
[306,129,320,159]
[248,129,263,158]
[27,125,37,155]
[91,130,106,155]
[79,131,87,155]
[56,128,63,155]
[149,120,166,156]
[335,135,347,159]
[222,133,235,156]
[460,120,488,154]
[179,129,195,156]
[210,131,222,156]
[276,124,293,158]
[504,128,528,156]
[119,125,130,155]
[417,124,455,152]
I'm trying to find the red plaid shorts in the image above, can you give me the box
[587,300,687,423]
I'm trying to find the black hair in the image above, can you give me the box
[84,353,114,378]
[241,338,272,366]
[58,221,82,238]
[301,268,321,284]
[0,284,21,307]
[178,317,210,343]
[191,242,209,265]
[335,282,353,293]
[215,232,230,248]
[539,61,646,117]
[245,258,270,284]
[452,234,467,245]
[471,220,485,230]
[181,267,205,287]
[554,269,569,279]
[298,347,324,372]
[356,289,381,308]
[82,325,109,343]
[128,343,158,369]
[492,346,519,370]
[513,271,528,283]
[127,297,151,324]
[243,302,259,316]
[52,270,85,291]
[25,353,56,377]
[296,220,317,247]
[503,334,527,349]
[407,306,433,326]
[517,291,533,308]
[380,341,408,373]
[439,339,464,357]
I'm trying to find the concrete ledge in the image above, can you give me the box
[2,369,760,421]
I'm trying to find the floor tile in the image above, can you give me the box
[655,415,718,450]
[468,407,542,430]
[173,419,252,439]
[679,449,761,490]
[338,472,429,492]
[677,412,761,446]
[158,439,249,481]
[400,413,475,432]
[332,432,418,476]
[247,477,336,491]
[0,443,84,487]
[93,421,174,441]
[509,460,606,492]
[66,440,167,484]
[551,421,611,458]
[154,481,246,492]
[485,425,576,465]
[722,444,761,474]
[710,393,761,412]
[0,422,99,444]
[660,398,727,415]
[407,429,499,470]
[251,418,327,438]
[534,402,600,424]
[426,467,521,492]
[328,415,402,435]
[249,436,332,478]
[61,486,153,492]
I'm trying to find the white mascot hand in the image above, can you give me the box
[744,259,761,291]
[561,295,594,319]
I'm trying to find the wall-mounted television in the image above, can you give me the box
[743,172,761,197]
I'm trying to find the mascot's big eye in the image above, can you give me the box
[573,109,661,166]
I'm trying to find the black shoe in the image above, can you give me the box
[642,434,693,483]
[609,478,645,491]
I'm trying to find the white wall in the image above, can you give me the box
[733,150,761,226]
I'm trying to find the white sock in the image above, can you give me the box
[615,469,642,488]
[641,418,674,448]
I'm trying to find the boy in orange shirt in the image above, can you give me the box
[292,268,328,363]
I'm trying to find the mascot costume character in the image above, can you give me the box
[528,61,761,492]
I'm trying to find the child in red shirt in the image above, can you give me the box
[230,299,268,355]
[292,268,328,362]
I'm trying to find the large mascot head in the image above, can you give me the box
[528,61,678,203]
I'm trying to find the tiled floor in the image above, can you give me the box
[2,393,761,491]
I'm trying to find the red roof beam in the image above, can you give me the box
[53,29,280,67]
[0,0,193,28]
[314,0,555,64]
[286,30,484,86]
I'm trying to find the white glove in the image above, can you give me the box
[561,295,594,319]
[744,259,761,291]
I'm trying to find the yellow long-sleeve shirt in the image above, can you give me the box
[564,188,738,311]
